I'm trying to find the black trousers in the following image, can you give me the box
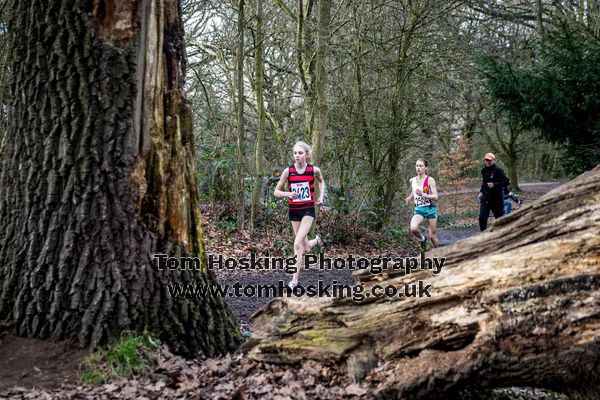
[479,200,504,231]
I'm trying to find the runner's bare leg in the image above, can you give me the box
[410,214,426,241]
[290,216,314,284]
[428,218,439,248]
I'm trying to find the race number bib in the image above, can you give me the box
[291,181,311,202]
[415,196,431,207]
[413,176,431,207]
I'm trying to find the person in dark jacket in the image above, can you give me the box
[477,153,510,231]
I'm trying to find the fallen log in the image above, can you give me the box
[247,166,600,399]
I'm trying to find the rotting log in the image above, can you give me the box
[248,166,600,399]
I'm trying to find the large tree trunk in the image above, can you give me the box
[0,0,241,356]
[248,166,600,399]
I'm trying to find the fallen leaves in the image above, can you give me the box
[0,346,374,399]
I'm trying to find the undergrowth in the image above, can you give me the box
[80,331,161,385]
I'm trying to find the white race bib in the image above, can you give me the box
[291,181,311,202]
[415,196,431,207]
[412,177,432,207]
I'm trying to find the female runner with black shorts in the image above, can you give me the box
[274,141,325,288]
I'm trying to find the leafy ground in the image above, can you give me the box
[0,182,563,399]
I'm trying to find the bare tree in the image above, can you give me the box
[250,0,268,231]
[236,0,247,228]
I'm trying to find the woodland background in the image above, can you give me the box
[1,0,598,234]
[178,0,598,233]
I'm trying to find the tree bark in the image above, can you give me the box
[311,0,331,165]
[0,0,241,356]
[504,123,520,191]
[589,0,600,36]
[250,0,267,232]
[537,0,544,32]
[235,0,246,229]
[247,166,600,398]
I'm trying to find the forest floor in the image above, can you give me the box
[0,182,564,399]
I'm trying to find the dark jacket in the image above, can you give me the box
[480,165,510,204]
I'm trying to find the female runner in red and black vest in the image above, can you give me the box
[274,141,326,288]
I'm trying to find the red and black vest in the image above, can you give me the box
[288,164,315,210]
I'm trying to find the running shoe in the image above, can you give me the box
[420,237,427,252]
[315,235,324,247]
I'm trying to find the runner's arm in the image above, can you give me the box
[423,177,438,201]
[406,178,414,203]
[314,167,326,205]
[274,168,295,200]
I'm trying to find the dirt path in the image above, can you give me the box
[435,226,480,246]
[438,181,563,196]
[215,226,482,326]
[0,334,88,391]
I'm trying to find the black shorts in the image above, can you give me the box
[288,207,316,221]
